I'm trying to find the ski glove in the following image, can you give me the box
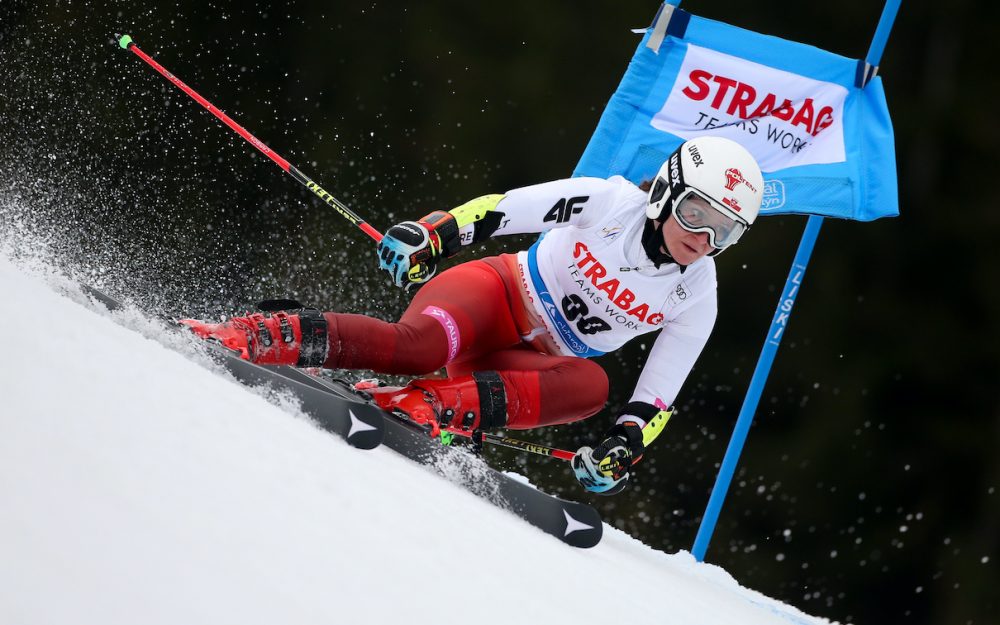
[377,211,462,288]
[572,401,668,495]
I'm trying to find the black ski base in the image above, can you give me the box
[272,368,605,548]
[80,285,384,450]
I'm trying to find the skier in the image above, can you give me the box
[182,136,764,495]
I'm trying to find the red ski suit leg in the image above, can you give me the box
[446,344,608,429]
[319,259,608,429]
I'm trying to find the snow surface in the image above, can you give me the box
[0,252,834,625]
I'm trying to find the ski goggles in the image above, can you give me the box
[671,190,749,249]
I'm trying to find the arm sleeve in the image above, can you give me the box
[629,291,717,409]
[448,177,622,248]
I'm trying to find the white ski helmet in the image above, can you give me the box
[646,136,763,254]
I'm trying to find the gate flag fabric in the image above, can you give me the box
[574,8,898,221]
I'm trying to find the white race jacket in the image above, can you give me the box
[478,175,717,409]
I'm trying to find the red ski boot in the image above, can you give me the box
[360,372,508,437]
[179,309,329,366]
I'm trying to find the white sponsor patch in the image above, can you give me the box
[651,44,848,172]
[666,279,693,308]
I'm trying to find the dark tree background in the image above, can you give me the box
[1,1,996,624]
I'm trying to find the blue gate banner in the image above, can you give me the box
[575,8,898,221]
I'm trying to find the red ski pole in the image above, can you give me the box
[116,34,383,243]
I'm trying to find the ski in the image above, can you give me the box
[79,285,384,450]
[269,367,605,548]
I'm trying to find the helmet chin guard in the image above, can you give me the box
[646,136,764,254]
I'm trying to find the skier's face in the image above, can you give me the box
[660,214,713,265]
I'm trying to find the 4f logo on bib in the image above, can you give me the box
[544,196,588,223]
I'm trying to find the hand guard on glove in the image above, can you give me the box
[572,421,645,496]
[572,401,668,495]
[377,211,461,288]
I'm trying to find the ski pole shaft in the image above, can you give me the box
[476,432,577,462]
[474,408,671,469]
[116,34,383,243]
[474,432,626,476]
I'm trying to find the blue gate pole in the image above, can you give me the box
[691,0,901,562]
[691,216,823,561]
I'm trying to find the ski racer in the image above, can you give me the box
[182,136,764,495]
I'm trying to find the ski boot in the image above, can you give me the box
[179,308,329,366]
[357,372,508,438]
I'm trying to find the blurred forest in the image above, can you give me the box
[1,1,997,624]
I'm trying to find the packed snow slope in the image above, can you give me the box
[0,252,832,625]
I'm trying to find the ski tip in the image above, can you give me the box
[117,34,133,49]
